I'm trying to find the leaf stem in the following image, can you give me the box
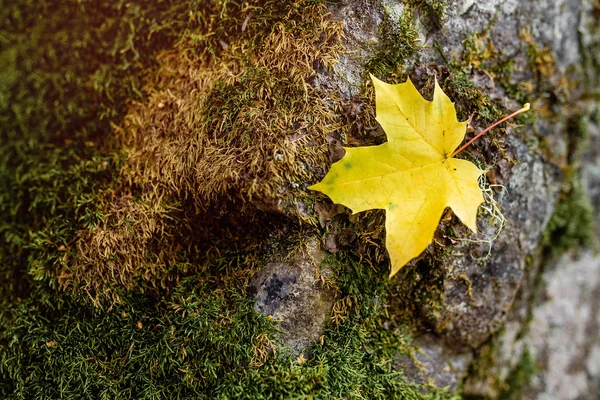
[452,103,530,157]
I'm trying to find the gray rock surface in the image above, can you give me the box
[527,252,600,399]
[249,0,599,395]
[394,334,473,392]
[247,241,335,353]
[467,89,600,400]
[433,136,559,349]
[465,251,600,399]
[320,0,600,396]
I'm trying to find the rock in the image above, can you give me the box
[526,252,600,399]
[247,241,335,353]
[431,137,559,349]
[322,0,386,97]
[319,0,600,395]
[465,251,600,399]
[394,334,472,392]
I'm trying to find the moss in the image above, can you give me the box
[565,114,591,165]
[365,5,421,80]
[464,341,536,400]
[405,0,448,25]
[442,67,503,125]
[0,1,464,396]
[365,0,448,75]
[541,174,595,258]
[0,251,460,399]
[121,0,343,211]
[3,0,346,302]
[541,113,595,257]
[581,2,600,90]
[0,278,275,398]
[497,348,536,400]
[462,334,502,399]
[0,0,193,302]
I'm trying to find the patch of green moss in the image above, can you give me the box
[0,1,465,396]
[405,0,448,27]
[366,5,421,80]
[0,277,274,398]
[0,251,460,399]
[364,0,447,82]
[541,174,595,258]
[463,335,501,399]
[0,0,193,300]
[386,254,448,331]
[565,114,591,165]
[541,113,595,257]
[442,67,503,125]
[498,348,536,400]
[464,331,537,399]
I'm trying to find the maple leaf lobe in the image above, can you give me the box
[310,75,485,277]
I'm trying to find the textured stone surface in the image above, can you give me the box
[394,334,472,392]
[432,136,559,349]
[255,0,599,393]
[527,252,600,399]
[324,0,563,347]
[319,0,600,396]
[466,251,600,399]
[247,241,335,353]
[467,101,600,400]
[320,0,384,96]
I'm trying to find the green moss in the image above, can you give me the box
[405,0,448,26]
[464,342,536,400]
[541,174,595,258]
[464,334,537,399]
[0,253,460,399]
[541,113,595,257]
[0,1,465,396]
[1,0,346,301]
[565,114,591,165]
[386,254,448,331]
[463,334,501,398]
[442,67,503,125]
[581,3,600,90]
[0,278,274,398]
[366,6,420,80]
[498,348,536,400]
[0,0,195,297]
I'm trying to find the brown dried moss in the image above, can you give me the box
[62,194,175,304]
[61,0,345,303]
[120,1,343,215]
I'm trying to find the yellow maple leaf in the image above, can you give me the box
[310,75,486,277]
